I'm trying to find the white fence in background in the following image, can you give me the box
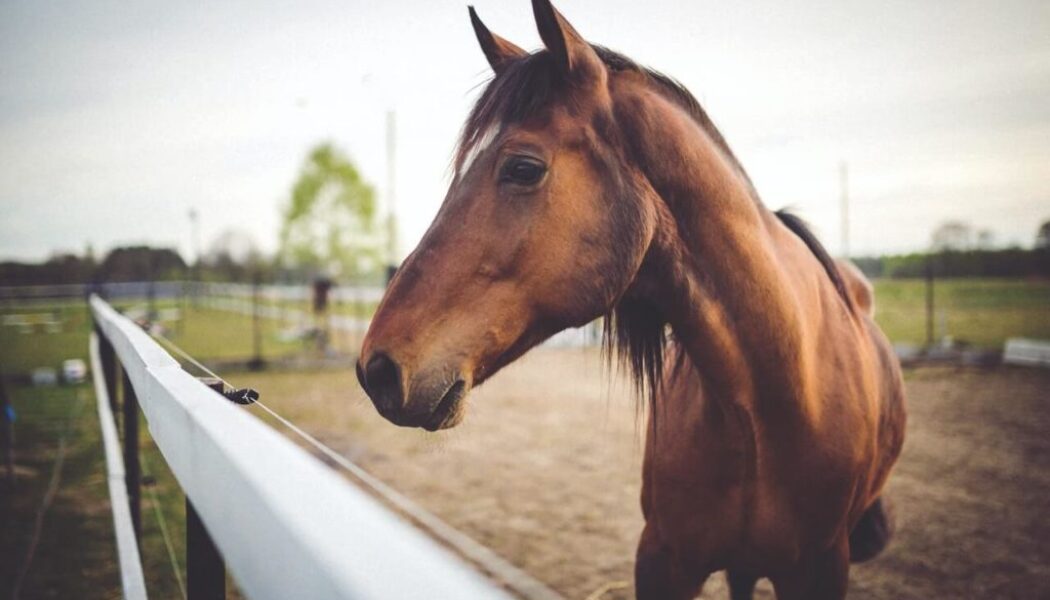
[0,280,602,348]
[196,283,604,347]
[1003,338,1050,368]
[89,295,510,599]
[0,281,386,303]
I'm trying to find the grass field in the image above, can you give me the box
[0,301,235,599]
[872,278,1050,348]
[0,278,1045,379]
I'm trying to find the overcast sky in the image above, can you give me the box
[1,0,1048,263]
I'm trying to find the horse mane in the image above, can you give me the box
[457,45,853,403]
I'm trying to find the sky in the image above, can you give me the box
[1,0,1048,263]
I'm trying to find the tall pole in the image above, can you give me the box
[147,253,157,323]
[925,255,935,349]
[189,208,201,307]
[839,161,850,259]
[385,110,398,284]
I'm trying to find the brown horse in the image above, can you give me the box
[357,2,906,598]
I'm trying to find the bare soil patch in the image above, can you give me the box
[248,350,1050,599]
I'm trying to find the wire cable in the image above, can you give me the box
[140,454,188,600]
[149,330,562,600]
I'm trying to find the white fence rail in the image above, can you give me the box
[1003,337,1050,368]
[89,295,510,599]
[89,333,148,600]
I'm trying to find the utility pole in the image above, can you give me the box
[925,255,935,349]
[189,208,201,307]
[839,161,850,259]
[385,110,398,284]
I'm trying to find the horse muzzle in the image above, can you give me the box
[356,351,471,431]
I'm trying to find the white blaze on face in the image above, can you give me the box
[457,125,499,180]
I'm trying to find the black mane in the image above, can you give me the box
[457,44,854,402]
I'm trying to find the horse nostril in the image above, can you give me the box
[363,352,403,415]
[355,360,367,392]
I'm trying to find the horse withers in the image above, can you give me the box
[357,2,906,598]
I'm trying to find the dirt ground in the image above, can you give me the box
[246,349,1050,600]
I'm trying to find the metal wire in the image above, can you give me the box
[140,454,187,600]
[149,330,562,600]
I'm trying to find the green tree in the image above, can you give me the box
[1036,219,1050,250]
[279,143,382,279]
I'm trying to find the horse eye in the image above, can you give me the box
[499,156,547,186]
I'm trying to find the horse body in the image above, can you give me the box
[357,2,906,597]
[607,72,905,596]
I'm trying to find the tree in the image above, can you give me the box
[203,228,265,281]
[97,246,186,282]
[1036,219,1050,250]
[930,220,973,252]
[975,229,996,250]
[278,143,382,280]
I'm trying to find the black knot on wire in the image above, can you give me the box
[223,388,260,405]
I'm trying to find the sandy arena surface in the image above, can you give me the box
[247,349,1050,599]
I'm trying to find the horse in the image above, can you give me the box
[356,2,906,598]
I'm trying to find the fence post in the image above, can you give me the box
[187,377,227,600]
[96,326,120,432]
[121,368,142,538]
[249,273,264,371]
[925,256,935,349]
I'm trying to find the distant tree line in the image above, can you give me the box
[0,240,386,287]
[0,246,187,287]
[853,247,1050,279]
[851,218,1050,279]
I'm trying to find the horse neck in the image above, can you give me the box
[616,83,823,412]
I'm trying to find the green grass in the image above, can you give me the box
[159,305,309,362]
[872,278,1050,348]
[0,299,331,374]
[0,298,227,598]
[0,383,121,598]
[0,379,236,599]
[258,296,379,318]
[0,302,92,375]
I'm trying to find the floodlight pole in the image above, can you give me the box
[189,208,202,307]
[840,161,850,259]
[386,110,398,284]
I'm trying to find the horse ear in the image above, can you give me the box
[531,0,602,80]
[469,6,526,73]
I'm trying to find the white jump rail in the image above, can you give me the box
[89,295,509,599]
[89,332,148,600]
[1003,337,1050,368]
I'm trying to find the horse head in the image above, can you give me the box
[357,0,661,430]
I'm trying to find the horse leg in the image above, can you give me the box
[635,523,708,600]
[849,496,895,562]
[726,569,758,600]
[771,537,850,600]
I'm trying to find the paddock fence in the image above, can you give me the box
[88,294,532,599]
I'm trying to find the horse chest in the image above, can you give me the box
[645,411,860,567]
